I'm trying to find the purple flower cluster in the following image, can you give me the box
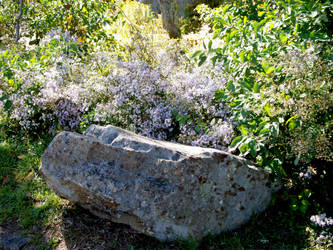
[315,231,333,245]
[169,64,234,149]
[94,60,175,139]
[91,58,234,147]
[55,98,83,130]
[310,213,333,228]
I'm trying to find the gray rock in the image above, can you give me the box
[40,125,275,241]
[0,232,29,250]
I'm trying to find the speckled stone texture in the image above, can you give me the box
[40,125,274,241]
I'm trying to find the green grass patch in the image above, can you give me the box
[0,135,67,247]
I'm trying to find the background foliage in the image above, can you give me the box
[0,0,332,248]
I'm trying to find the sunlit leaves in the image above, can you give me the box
[193,0,333,176]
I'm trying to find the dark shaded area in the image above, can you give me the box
[199,193,311,249]
[58,192,312,250]
[60,205,176,250]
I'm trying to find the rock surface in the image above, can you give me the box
[0,224,30,250]
[40,125,274,241]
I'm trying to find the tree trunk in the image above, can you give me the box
[158,0,180,38]
[15,0,23,42]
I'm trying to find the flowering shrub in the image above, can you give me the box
[85,56,234,148]
[310,213,333,246]
[0,29,234,149]
[0,31,87,134]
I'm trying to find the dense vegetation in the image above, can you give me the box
[0,0,332,248]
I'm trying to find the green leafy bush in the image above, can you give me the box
[0,0,115,49]
[194,0,333,176]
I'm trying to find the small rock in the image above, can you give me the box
[0,232,29,250]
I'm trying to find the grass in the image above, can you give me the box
[0,135,69,248]
[0,134,332,249]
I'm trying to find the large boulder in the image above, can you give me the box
[40,125,275,241]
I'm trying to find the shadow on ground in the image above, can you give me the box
[60,206,176,250]
[58,194,311,250]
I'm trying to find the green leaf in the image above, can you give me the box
[293,23,298,36]
[294,154,300,166]
[288,119,299,131]
[249,140,257,158]
[279,32,288,44]
[262,59,269,71]
[239,50,246,63]
[208,40,213,52]
[285,116,296,125]
[239,143,249,153]
[198,56,207,67]
[239,80,252,91]
[265,66,275,75]
[191,50,202,59]
[4,100,12,111]
[259,128,269,135]
[0,94,8,102]
[211,56,218,66]
[239,125,248,135]
[229,136,244,151]
[222,4,229,15]
[198,55,207,66]
[264,104,272,117]
[253,82,260,93]
[258,11,266,17]
[40,55,47,61]
[300,199,309,214]
[186,119,193,125]
[3,49,9,57]
[176,114,183,121]
[215,90,227,100]
[3,69,14,80]
[227,81,235,92]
